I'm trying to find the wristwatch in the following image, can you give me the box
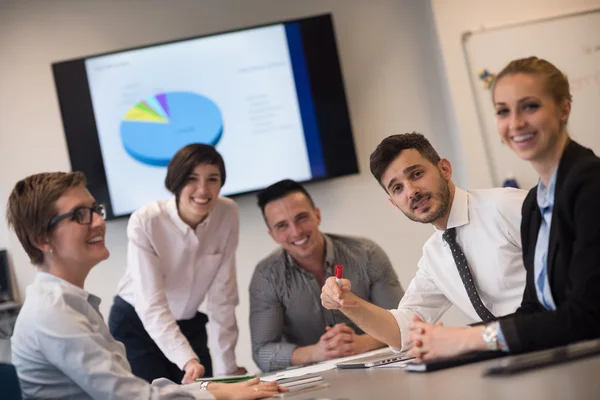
[482,322,500,351]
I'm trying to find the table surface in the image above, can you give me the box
[278,354,600,400]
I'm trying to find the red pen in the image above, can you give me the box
[335,264,344,286]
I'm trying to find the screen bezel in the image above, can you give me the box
[52,13,358,220]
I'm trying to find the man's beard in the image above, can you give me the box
[403,174,451,224]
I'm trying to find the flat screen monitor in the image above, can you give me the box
[52,14,358,219]
[0,250,11,302]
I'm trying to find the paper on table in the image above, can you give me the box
[333,347,395,362]
[286,381,330,394]
[261,348,393,381]
[196,374,256,382]
[261,363,333,382]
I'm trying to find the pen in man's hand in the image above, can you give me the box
[335,264,344,286]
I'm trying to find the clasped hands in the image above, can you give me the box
[313,322,368,361]
[406,315,484,361]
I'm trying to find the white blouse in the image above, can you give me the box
[116,196,240,375]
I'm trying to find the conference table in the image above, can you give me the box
[277,354,600,400]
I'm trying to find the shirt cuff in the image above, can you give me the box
[495,321,510,352]
[170,345,200,371]
[388,308,410,352]
[259,342,297,372]
[214,350,237,376]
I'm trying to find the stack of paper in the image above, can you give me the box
[276,373,328,393]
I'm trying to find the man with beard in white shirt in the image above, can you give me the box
[321,132,527,351]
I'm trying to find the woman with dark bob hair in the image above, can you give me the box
[109,144,246,384]
[7,171,284,399]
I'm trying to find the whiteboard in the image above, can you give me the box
[463,9,600,189]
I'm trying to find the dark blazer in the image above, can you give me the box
[500,140,600,353]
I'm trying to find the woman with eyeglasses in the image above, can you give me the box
[109,144,245,384]
[7,171,285,399]
[405,57,600,360]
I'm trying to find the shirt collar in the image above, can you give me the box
[35,271,102,312]
[284,232,333,273]
[537,167,558,211]
[166,196,212,235]
[166,196,190,234]
[324,234,335,268]
[439,186,469,232]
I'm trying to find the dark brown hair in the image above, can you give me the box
[257,179,315,225]
[370,132,441,188]
[6,172,87,265]
[164,144,226,199]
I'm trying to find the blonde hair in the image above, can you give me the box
[492,56,572,105]
[6,172,87,265]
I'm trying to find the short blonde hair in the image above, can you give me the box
[6,172,87,265]
[492,56,572,105]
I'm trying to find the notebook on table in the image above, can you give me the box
[336,350,413,369]
[277,372,323,386]
[405,350,506,372]
[483,338,600,375]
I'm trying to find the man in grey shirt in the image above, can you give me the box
[250,179,404,372]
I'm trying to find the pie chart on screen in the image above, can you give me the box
[120,91,223,166]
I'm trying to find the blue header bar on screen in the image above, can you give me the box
[285,22,326,179]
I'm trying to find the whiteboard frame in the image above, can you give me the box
[461,7,600,186]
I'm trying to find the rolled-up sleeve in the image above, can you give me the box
[389,258,451,350]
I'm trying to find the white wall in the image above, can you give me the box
[430,0,600,189]
[0,0,462,370]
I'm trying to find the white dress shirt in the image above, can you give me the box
[390,187,527,348]
[116,196,240,375]
[11,272,213,399]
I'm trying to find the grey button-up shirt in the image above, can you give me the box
[11,272,213,399]
[249,233,404,372]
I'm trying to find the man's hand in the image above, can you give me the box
[232,366,248,375]
[405,315,484,361]
[321,276,359,310]
[312,323,366,362]
[182,358,205,384]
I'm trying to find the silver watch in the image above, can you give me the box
[482,323,500,351]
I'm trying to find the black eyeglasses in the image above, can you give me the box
[47,204,106,230]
